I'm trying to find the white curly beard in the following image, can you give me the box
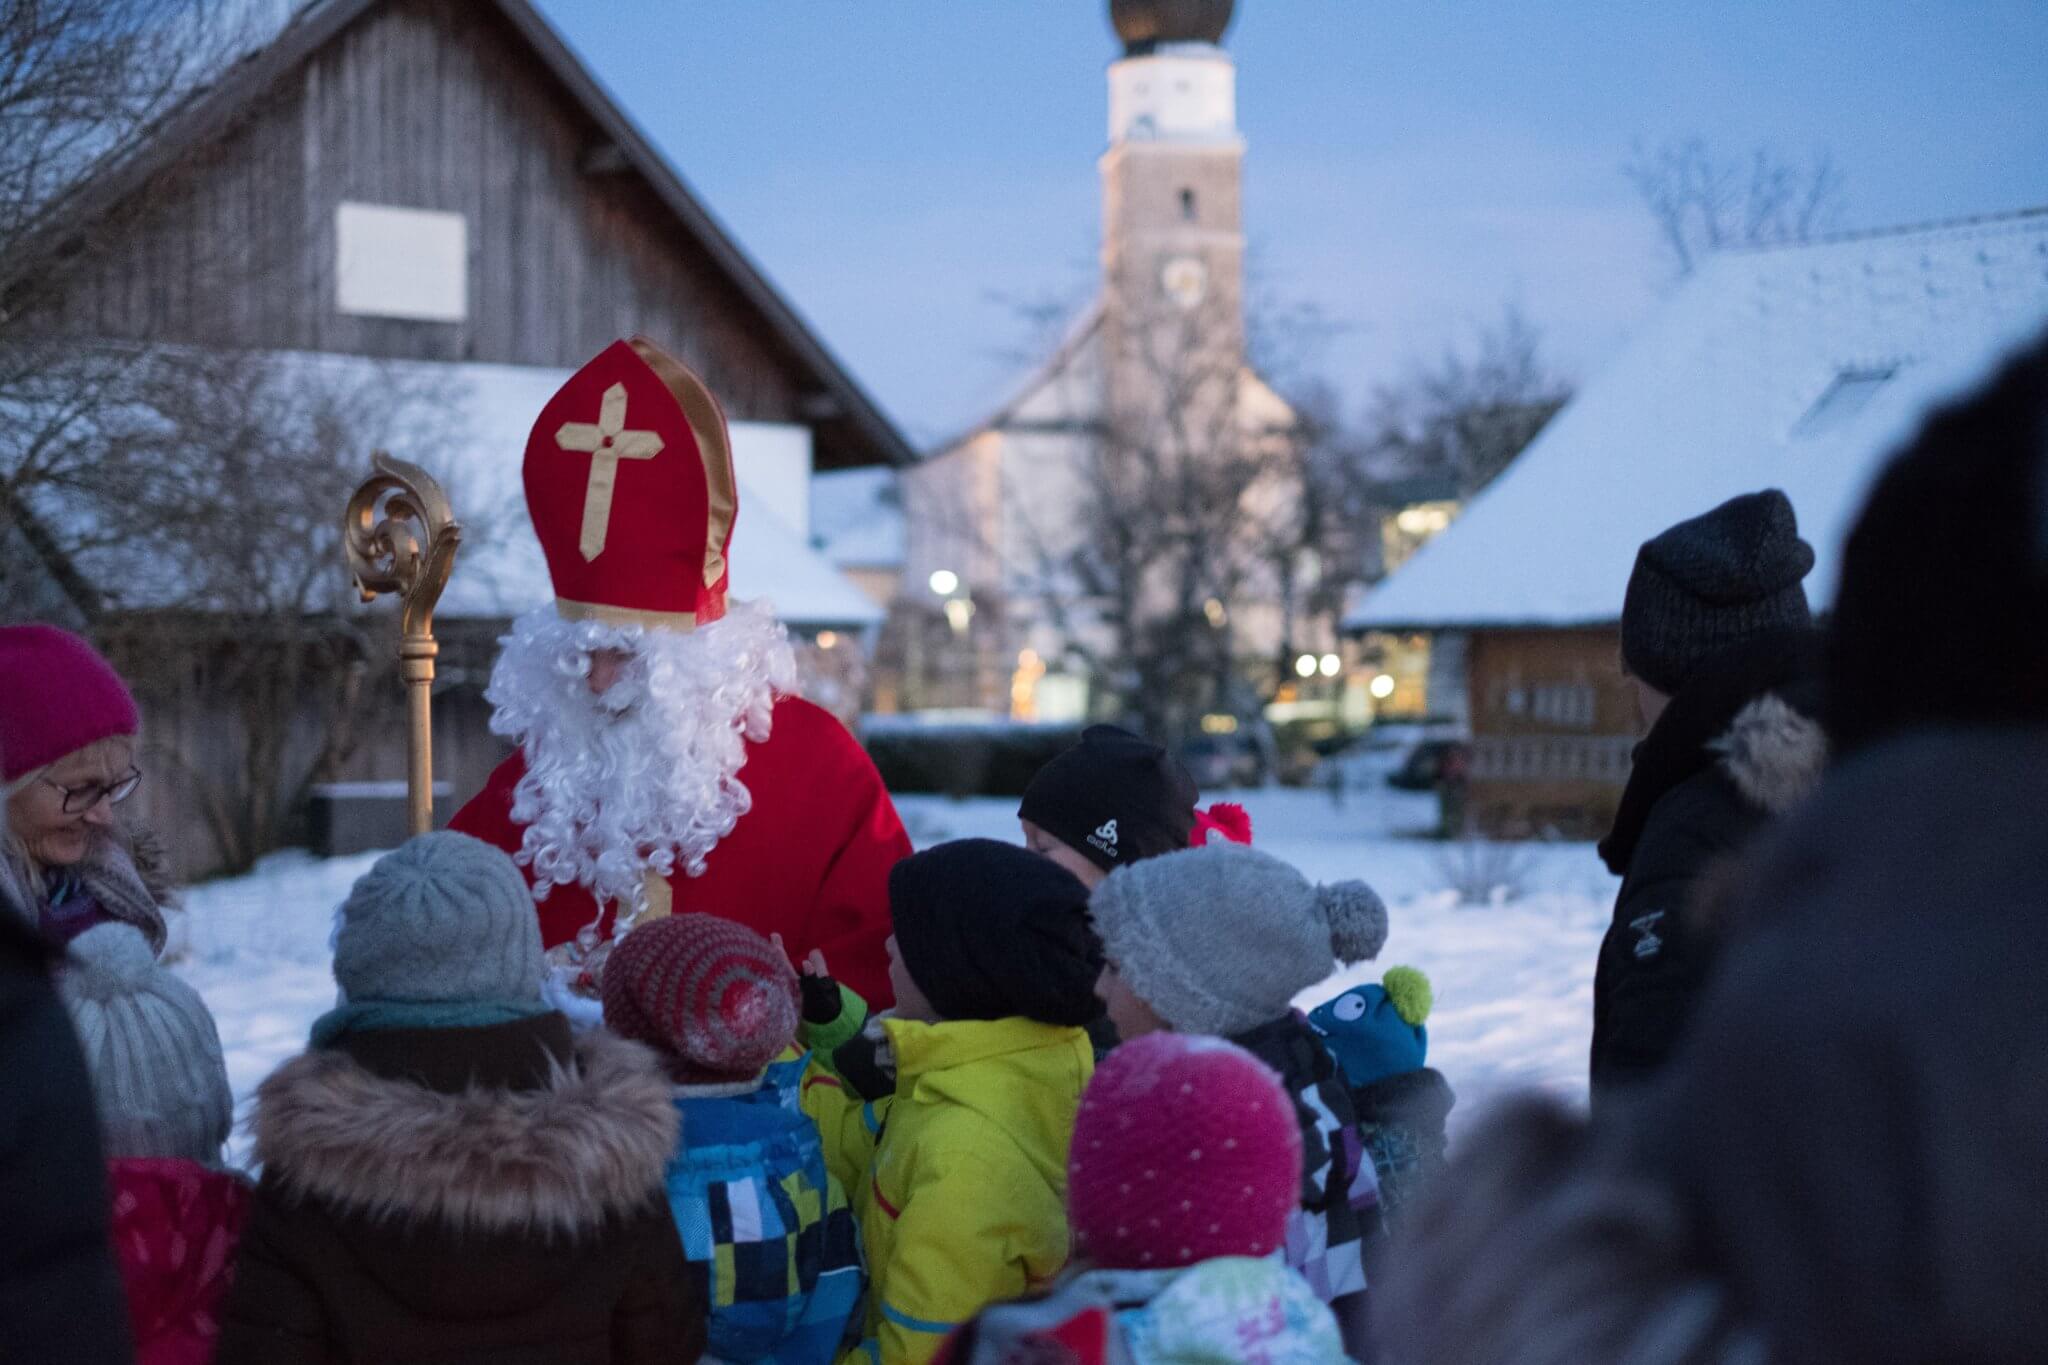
[482,599,797,934]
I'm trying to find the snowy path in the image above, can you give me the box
[175,788,1616,1164]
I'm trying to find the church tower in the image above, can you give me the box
[1100,0,1245,414]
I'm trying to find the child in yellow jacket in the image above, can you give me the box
[793,839,1102,1365]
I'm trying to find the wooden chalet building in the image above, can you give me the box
[1348,208,2048,838]
[2,0,914,875]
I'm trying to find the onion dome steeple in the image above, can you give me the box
[1109,0,1236,55]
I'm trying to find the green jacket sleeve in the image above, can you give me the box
[801,982,871,1060]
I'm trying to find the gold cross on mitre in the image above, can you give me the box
[555,382,665,561]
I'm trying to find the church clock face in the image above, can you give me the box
[1160,255,1208,311]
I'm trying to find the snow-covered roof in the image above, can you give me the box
[810,467,904,568]
[1348,208,2048,632]
[19,350,881,629]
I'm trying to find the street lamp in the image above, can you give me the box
[1369,673,1396,700]
[928,569,959,597]
[1318,653,1341,678]
[1294,654,1318,679]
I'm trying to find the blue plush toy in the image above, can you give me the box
[1308,966,1432,1091]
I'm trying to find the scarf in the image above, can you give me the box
[310,998,553,1049]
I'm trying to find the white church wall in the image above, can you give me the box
[1107,47,1237,143]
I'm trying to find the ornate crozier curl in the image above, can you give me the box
[483,598,797,931]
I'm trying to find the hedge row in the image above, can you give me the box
[862,723,1085,797]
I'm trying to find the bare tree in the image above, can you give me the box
[1246,380,1381,687]
[1004,259,1302,742]
[0,0,231,247]
[1362,305,1571,502]
[0,2,487,873]
[75,348,470,872]
[0,0,247,347]
[2,0,249,613]
[1624,137,1846,277]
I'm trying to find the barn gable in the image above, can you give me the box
[22,0,910,471]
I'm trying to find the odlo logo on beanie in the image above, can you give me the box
[1089,819,1120,860]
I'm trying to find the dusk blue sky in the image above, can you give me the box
[533,2,2048,446]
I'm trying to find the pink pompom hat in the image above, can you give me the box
[0,625,140,782]
[1066,1031,1303,1271]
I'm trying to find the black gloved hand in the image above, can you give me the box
[832,1025,897,1103]
[800,970,843,1025]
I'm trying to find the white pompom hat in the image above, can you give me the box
[57,923,233,1164]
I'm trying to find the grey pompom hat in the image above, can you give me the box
[58,922,233,1164]
[1089,843,1387,1036]
[332,831,544,1006]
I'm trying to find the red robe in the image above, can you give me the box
[451,695,906,1008]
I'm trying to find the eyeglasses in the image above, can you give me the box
[40,768,142,814]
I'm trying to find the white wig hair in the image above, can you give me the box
[483,598,797,932]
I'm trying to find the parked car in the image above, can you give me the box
[1310,721,1467,792]
[1387,738,1471,791]
[1179,733,1263,790]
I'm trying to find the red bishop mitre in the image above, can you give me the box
[524,336,737,629]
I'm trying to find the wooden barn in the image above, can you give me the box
[1,0,914,877]
[1348,208,2048,838]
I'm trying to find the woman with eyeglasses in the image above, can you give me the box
[1,624,169,957]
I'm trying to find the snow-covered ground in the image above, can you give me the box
[175,787,1617,1165]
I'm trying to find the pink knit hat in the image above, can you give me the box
[1067,1032,1303,1271]
[0,625,140,781]
[601,914,800,1085]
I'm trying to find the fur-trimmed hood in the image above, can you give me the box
[252,1027,677,1239]
[1711,693,1827,815]
[1601,629,1826,876]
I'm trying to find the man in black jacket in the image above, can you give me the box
[1590,490,1827,1096]
[0,846,134,1362]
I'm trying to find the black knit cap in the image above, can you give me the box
[1828,330,2048,757]
[1621,489,1815,695]
[1017,725,1199,873]
[888,839,1104,1027]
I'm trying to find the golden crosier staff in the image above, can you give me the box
[343,452,462,836]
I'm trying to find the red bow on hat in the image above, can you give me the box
[523,336,737,629]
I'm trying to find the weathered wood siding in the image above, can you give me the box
[1465,627,1636,839]
[49,0,807,425]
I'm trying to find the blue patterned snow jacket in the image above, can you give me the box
[663,1052,864,1364]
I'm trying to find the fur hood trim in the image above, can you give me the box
[252,1029,677,1238]
[1712,694,1828,815]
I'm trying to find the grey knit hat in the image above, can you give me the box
[332,831,544,1006]
[1621,489,1815,695]
[1089,844,1388,1036]
[58,923,233,1164]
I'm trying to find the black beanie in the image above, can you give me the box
[1017,725,1199,873]
[888,839,1104,1027]
[1828,330,2048,757]
[1621,489,1815,695]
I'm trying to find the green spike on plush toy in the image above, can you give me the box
[1381,966,1433,1027]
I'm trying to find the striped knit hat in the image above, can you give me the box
[601,914,800,1085]
[57,923,233,1164]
